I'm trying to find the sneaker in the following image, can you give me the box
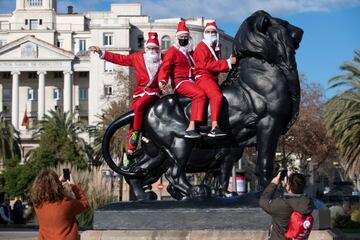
[184,130,201,139]
[208,126,227,138]
[129,130,140,146]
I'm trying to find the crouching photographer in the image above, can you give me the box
[259,171,314,240]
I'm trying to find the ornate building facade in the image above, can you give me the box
[0,0,233,164]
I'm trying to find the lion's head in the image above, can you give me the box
[233,10,303,70]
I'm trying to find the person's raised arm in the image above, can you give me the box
[61,174,89,215]
[90,46,133,67]
[193,45,236,73]
[259,172,281,214]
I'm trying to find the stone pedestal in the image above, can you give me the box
[87,193,337,240]
[93,193,271,230]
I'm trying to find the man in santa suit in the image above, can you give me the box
[90,32,162,166]
[158,20,207,139]
[193,21,237,137]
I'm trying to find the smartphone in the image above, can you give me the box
[280,169,288,181]
[63,168,70,181]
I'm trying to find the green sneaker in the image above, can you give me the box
[129,130,140,147]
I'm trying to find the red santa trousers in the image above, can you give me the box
[127,94,159,151]
[175,81,206,122]
[195,76,223,122]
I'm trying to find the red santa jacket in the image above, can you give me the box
[193,41,231,81]
[157,46,195,90]
[103,51,162,98]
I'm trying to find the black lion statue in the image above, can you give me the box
[102,10,303,200]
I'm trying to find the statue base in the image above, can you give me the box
[93,193,271,230]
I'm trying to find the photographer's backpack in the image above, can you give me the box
[284,211,314,240]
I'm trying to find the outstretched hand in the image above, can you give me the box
[89,46,101,54]
[230,56,237,65]
[159,81,167,91]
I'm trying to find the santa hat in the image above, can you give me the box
[146,32,159,48]
[204,21,220,51]
[176,20,189,36]
[204,21,217,32]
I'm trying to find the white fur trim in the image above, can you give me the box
[133,91,161,99]
[202,40,218,61]
[174,79,194,91]
[176,31,189,36]
[146,42,159,48]
[204,25,217,31]
[227,58,232,70]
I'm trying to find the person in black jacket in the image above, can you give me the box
[259,172,313,240]
[0,198,11,224]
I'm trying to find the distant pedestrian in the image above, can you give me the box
[0,197,11,224]
[12,199,25,224]
[31,169,89,240]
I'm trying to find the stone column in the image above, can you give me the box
[11,71,20,129]
[37,71,46,120]
[63,70,73,113]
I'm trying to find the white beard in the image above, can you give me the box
[174,38,194,53]
[144,52,161,79]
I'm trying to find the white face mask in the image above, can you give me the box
[204,33,217,45]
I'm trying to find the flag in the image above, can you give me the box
[21,106,29,129]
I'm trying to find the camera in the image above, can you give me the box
[280,169,288,181]
[63,168,70,181]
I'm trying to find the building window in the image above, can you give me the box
[27,0,43,6]
[57,39,64,48]
[2,72,10,79]
[137,34,144,49]
[3,89,11,100]
[28,88,37,101]
[104,61,114,73]
[103,33,113,46]
[29,19,39,30]
[28,72,37,79]
[104,85,113,96]
[53,88,62,100]
[0,39,7,47]
[0,21,9,30]
[54,72,63,79]
[79,39,87,52]
[79,72,88,78]
[161,35,171,50]
[79,88,88,100]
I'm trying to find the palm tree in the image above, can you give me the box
[0,114,22,170]
[324,49,360,179]
[91,100,128,167]
[32,109,88,167]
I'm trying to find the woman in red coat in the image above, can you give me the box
[193,21,237,137]
[31,170,89,240]
[90,32,162,164]
[158,20,206,139]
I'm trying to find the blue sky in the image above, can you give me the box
[1,0,359,98]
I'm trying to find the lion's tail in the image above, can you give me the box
[102,111,138,177]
